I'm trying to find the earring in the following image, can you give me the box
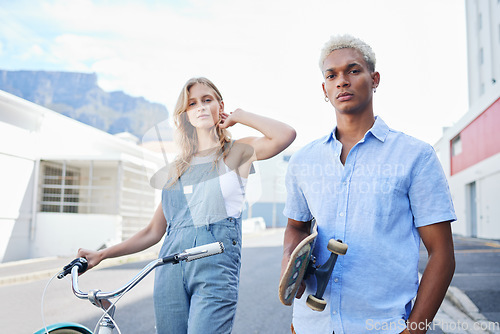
[324,96,329,102]
[373,87,377,93]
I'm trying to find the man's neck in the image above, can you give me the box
[335,111,376,144]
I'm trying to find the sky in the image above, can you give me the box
[0,0,469,148]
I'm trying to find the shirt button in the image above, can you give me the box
[332,311,337,315]
[339,212,345,217]
[334,278,339,283]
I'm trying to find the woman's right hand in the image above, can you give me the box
[77,248,104,271]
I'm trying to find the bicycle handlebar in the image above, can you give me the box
[59,241,225,304]
[57,257,88,279]
[177,241,225,262]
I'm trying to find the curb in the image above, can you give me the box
[0,267,60,287]
[0,251,158,287]
[446,286,485,322]
[444,286,500,334]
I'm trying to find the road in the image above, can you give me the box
[2,233,292,333]
[3,230,499,333]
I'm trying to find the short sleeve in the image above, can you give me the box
[409,145,457,227]
[283,156,314,222]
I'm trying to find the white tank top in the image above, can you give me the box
[220,161,247,218]
[191,154,247,218]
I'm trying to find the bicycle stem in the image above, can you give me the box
[71,258,165,302]
[69,242,224,305]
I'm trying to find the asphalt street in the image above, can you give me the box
[1,229,499,333]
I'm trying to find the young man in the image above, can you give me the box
[281,35,456,334]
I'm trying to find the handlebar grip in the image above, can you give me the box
[57,257,88,279]
[182,242,225,262]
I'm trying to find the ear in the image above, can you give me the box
[322,82,327,97]
[372,71,380,89]
[219,100,225,114]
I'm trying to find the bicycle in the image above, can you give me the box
[35,241,225,334]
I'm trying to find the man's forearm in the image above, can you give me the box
[407,223,455,334]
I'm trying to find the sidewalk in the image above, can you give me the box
[1,231,499,333]
[420,235,500,334]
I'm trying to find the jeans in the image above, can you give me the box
[153,217,242,334]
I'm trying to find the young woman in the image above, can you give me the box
[77,77,296,333]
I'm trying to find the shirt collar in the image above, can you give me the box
[322,116,390,144]
[369,116,390,142]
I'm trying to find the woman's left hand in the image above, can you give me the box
[219,109,243,129]
[218,108,296,161]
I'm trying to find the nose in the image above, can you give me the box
[336,74,350,88]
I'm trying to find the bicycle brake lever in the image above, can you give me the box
[57,258,88,279]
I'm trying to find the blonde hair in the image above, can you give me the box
[168,77,231,187]
[319,34,376,72]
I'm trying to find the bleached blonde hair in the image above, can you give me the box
[168,77,231,187]
[318,34,376,72]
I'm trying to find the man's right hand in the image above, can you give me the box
[281,252,307,299]
[281,219,312,299]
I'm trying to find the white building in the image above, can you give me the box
[242,149,293,228]
[0,90,164,262]
[434,0,500,239]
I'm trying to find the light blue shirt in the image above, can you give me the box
[284,117,456,334]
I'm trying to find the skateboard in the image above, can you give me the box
[279,219,348,311]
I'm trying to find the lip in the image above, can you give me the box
[336,92,353,101]
[198,114,210,119]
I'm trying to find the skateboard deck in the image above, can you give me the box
[279,219,318,306]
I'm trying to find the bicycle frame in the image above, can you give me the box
[35,242,224,334]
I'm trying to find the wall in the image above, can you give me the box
[447,153,500,239]
[0,155,35,261]
[451,98,500,175]
[0,98,40,262]
[33,213,122,258]
[465,0,500,106]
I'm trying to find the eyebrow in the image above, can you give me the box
[324,62,362,73]
[188,94,214,101]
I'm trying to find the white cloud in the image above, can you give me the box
[20,44,45,60]
[55,34,115,60]
[0,0,469,146]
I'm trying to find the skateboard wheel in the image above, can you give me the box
[327,239,348,255]
[306,294,327,311]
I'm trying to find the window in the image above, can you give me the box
[478,13,482,30]
[479,47,484,65]
[40,162,81,213]
[451,135,462,156]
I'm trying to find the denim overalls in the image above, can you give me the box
[153,155,242,334]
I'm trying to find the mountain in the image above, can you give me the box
[0,69,173,141]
